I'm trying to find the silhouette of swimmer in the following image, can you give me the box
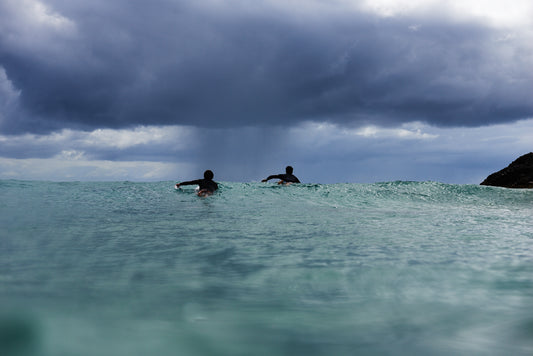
[175,170,218,196]
[262,166,301,185]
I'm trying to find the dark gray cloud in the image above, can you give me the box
[0,0,532,134]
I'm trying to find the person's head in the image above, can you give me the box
[285,166,293,174]
[204,170,214,180]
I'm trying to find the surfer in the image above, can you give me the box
[261,166,301,185]
[175,170,219,196]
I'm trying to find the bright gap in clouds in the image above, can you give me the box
[0,125,199,181]
[0,120,532,183]
[0,0,77,52]
[359,0,533,27]
[0,157,193,181]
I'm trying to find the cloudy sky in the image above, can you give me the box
[0,0,532,183]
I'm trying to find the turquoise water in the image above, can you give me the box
[1,180,532,355]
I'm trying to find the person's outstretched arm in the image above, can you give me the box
[262,175,281,182]
[175,179,202,188]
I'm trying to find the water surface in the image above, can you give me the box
[1,180,532,355]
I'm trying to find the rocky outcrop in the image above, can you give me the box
[480,152,533,188]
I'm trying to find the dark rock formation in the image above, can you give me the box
[481,152,533,188]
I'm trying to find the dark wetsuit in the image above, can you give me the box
[179,179,218,192]
[265,174,300,183]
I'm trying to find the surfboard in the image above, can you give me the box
[175,184,213,197]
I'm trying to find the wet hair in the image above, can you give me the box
[285,166,293,174]
[204,170,214,180]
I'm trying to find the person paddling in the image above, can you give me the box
[261,166,300,185]
[175,170,218,196]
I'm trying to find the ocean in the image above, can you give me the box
[1,180,532,355]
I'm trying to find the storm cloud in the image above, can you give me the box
[1,0,532,184]
[1,0,532,134]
